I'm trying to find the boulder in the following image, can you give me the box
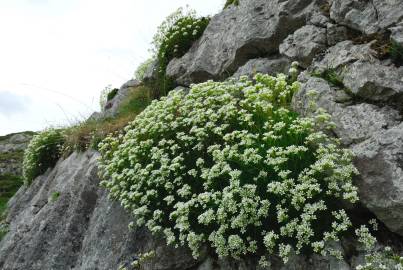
[312,40,375,71]
[231,57,291,79]
[0,151,198,270]
[330,0,403,35]
[293,75,401,145]
[167,0,322,85]
[279,25,327,68]
[102,79,141,118]
[352,123,403,236]
[326,24,348,46]
[343,60,403,102]
[142,59,159,83]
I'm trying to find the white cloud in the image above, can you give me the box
[0,0,223,135]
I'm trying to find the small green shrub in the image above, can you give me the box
[63,85,152,155]
[50,191,61,202]
[224,0,239,9]
[151,7,210,96]
[107,88,119,102]
[22,129,64,184]
[311,68,345,88]
[389,41,403,66]
[99,73,360,263]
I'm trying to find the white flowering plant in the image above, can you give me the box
[22,129,64,184]
[150,7,209,96]
[99,72,360,263]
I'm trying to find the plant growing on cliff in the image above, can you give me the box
[99,72,361,264]
[224,0,239,9]
[135,58,154,81]
[22,129,64,184]
[150,7,210,97]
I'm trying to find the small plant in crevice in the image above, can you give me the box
[107,88,119,102]
[22,129,64,185]
[99,70,367,265]
[311,68,345,89]
[49,191,61,202]
[388,41,403,66]
[62,85,152,155]
[224,0,239,9]
[150,7,210,97]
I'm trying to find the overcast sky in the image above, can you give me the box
[0,0,223,136]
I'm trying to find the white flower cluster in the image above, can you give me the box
[99,73,359,263]
[22,128,64,184]
[356,247,403,270]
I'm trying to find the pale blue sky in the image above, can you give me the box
[0,0,223,135]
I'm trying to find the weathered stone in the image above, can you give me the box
[143,59,159,83]
[352,123,403,236]
[279,25,327,68]
[326,24,348,46]
[343,60,403,102]
[167,0,321,85]
[232,57,291,79]
[293,75,401,145]
[102,79,141,118]
[390,23,403,47]
[308,11,330,27]
[330,0,403,35]
[0,132,34,175]
[0,151,198,270]
[312,41,375,71]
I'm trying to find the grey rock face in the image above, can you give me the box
[312,40,375,71]
[232,57,291,79]
[326,24,348,46]
[0,151,197,270]
[142,59,159,83]
[0,132,34,175]
[102,79,141,118]
[330,0,403,34]
[167,0,321,85]
[293,75,400,145]
[390,23,403,47]
[343,60,403,102]
[280,25,327,68]
[352,123,403,236]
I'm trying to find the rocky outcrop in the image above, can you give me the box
[3,0,403,268]
[0,132,34,175]
[0,151,197,270]
[166,0,324,85]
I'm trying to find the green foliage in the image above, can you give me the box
[357,246,403,270]
[107,88,119,102]
[63,85,152,155]
[0,150,24,163]
[151,7,210,97]
[311,68,345,88]
[99,73,360,263]
[224,0,239,9]
[388,41,403,66]
[22,129,64,185]
[50,191,61,202]
[135,58,155,81]
[99,85,113,110]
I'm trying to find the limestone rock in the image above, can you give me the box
[232,57,291,79]
[390,23,403,47]
[142,59,159,83]
[312,41,375,71]
[343,60,403,102]
[280,25,327,68]
[330,0,403,35]
[0,151,197,270]
[352,123,403,236]
[293,75,400,145]
[167,0,321,85]
[326,24,348,46]
[102,79,141,118]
